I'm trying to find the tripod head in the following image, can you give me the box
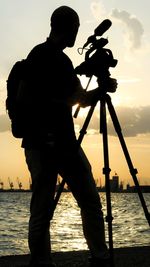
[75,19,118,80]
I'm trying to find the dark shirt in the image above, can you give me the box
[22,38,81,149]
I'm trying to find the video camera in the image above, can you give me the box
[75,19,118,79]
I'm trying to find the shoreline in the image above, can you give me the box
[0,246,150,267]
[1,189,150,193]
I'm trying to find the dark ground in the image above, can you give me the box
[0,246,150,267]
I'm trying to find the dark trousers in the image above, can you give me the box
[25,145,108,265]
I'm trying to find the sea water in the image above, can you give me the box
[0,192,150,256]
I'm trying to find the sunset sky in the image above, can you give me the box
[0,0,150,189]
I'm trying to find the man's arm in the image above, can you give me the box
[68,77,118,107]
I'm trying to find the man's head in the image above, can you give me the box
[50,6,80,48]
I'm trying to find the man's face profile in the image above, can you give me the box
[51,6,80,48]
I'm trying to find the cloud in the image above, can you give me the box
[74,105,150,137]
[107,106,150,137]
[1,105,150,138]
[111,9,144,50]
[90,1,106,20]
[0,114,11,132]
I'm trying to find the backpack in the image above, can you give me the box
[6,59,28,138]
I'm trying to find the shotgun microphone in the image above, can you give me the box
[83,19,112,49]
[94,19,112,36]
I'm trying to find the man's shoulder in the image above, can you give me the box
[28,42,46,57]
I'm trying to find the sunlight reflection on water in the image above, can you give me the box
[0,192,149,256]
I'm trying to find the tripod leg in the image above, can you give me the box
[53,103,97,211]
[106,95,150,226]
[100,99,115,267]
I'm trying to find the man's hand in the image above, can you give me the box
[99,77,118,93]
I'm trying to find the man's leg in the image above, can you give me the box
[58,146,109,260]
[25,147,57,266]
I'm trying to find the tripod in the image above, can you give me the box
[53,89,150,267]
[98,92,150,267]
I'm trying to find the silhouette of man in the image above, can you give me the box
[22,6,117,267]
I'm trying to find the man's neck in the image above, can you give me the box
[48,32,66,51]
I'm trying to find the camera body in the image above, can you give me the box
[75,37,117,79]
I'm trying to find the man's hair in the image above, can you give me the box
[50,6,79,33]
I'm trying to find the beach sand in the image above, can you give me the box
[0,246,150,267]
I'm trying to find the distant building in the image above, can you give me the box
[127,185,150,193]
[139,185,150,193]
[119,181,124,192]
[110,173,119,192]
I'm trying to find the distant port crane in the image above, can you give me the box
[0,179,4,190]
[17,177,23,190]
[8,177,14,190]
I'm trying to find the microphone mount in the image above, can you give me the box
[83,19,112,49]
